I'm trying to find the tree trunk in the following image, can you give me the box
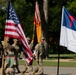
[43,0,49,58]
[43,0,48,24]
[39,0,49,41]
[39,0,49,58]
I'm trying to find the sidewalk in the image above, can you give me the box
[15,58,76,75]
[16,65,76,75]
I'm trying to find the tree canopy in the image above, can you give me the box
[0,0,76,38]
[0,0,76,54]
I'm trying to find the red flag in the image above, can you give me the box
[4,0,33,64]
[34,1,42,43]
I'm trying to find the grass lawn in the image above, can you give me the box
[49,54,76,59]
[18,54,76,67]
[19,60,76,67]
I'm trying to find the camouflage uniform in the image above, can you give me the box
[12,39,20,73]
[27,37,34,51]
[4,45,16,75]
[1,37,9,49]
[24,37,33,73]
[12,39,19,57]
[34,37,45,74]
[1,41,10,55]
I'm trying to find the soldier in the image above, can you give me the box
[27,37,34,51]
[4,45,16,75]
[24,37,34,73]
[1,37,10,55]
[12,39,20,73]
[34,37,45,74]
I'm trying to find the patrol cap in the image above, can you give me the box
[27,37,31,41]
[13,39,18,41]
[40,37,45,40]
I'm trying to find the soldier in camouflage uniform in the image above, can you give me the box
[27,37,34,51]
[12,39,20,73]
[34,37,45,74]
[4,45,16,75]
[1,37,10,55]
[24,37,34,74]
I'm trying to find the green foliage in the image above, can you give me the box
[0,0,35,38]
[49,0,76,36]
[12,0,34,38]
[0,0,7,38]
[49,6,61,32]
[67,1,76,16]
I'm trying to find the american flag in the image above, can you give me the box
[4,0,33,64]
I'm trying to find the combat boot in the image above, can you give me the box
[37,66,43,75]
[34,66,39,73]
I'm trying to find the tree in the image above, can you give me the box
[0,0,35,39]
[42,0,49,57]
[0,0,76,54]
[37,0,49,57]
[12,0,34,38]
[0,0,7,39]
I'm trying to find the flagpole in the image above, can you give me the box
[1,42,4,75]
[57,1,65,75]
[57,46,60,75]
[32,24,35,41]
[1,49,4,75]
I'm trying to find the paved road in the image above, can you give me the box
[15,65,76,75]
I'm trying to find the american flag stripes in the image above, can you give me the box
[4,0,33,64]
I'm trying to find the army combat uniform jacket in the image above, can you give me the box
[35,42,45,62]
[4,52,16,75]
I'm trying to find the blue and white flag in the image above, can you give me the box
[60,6,76,53]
